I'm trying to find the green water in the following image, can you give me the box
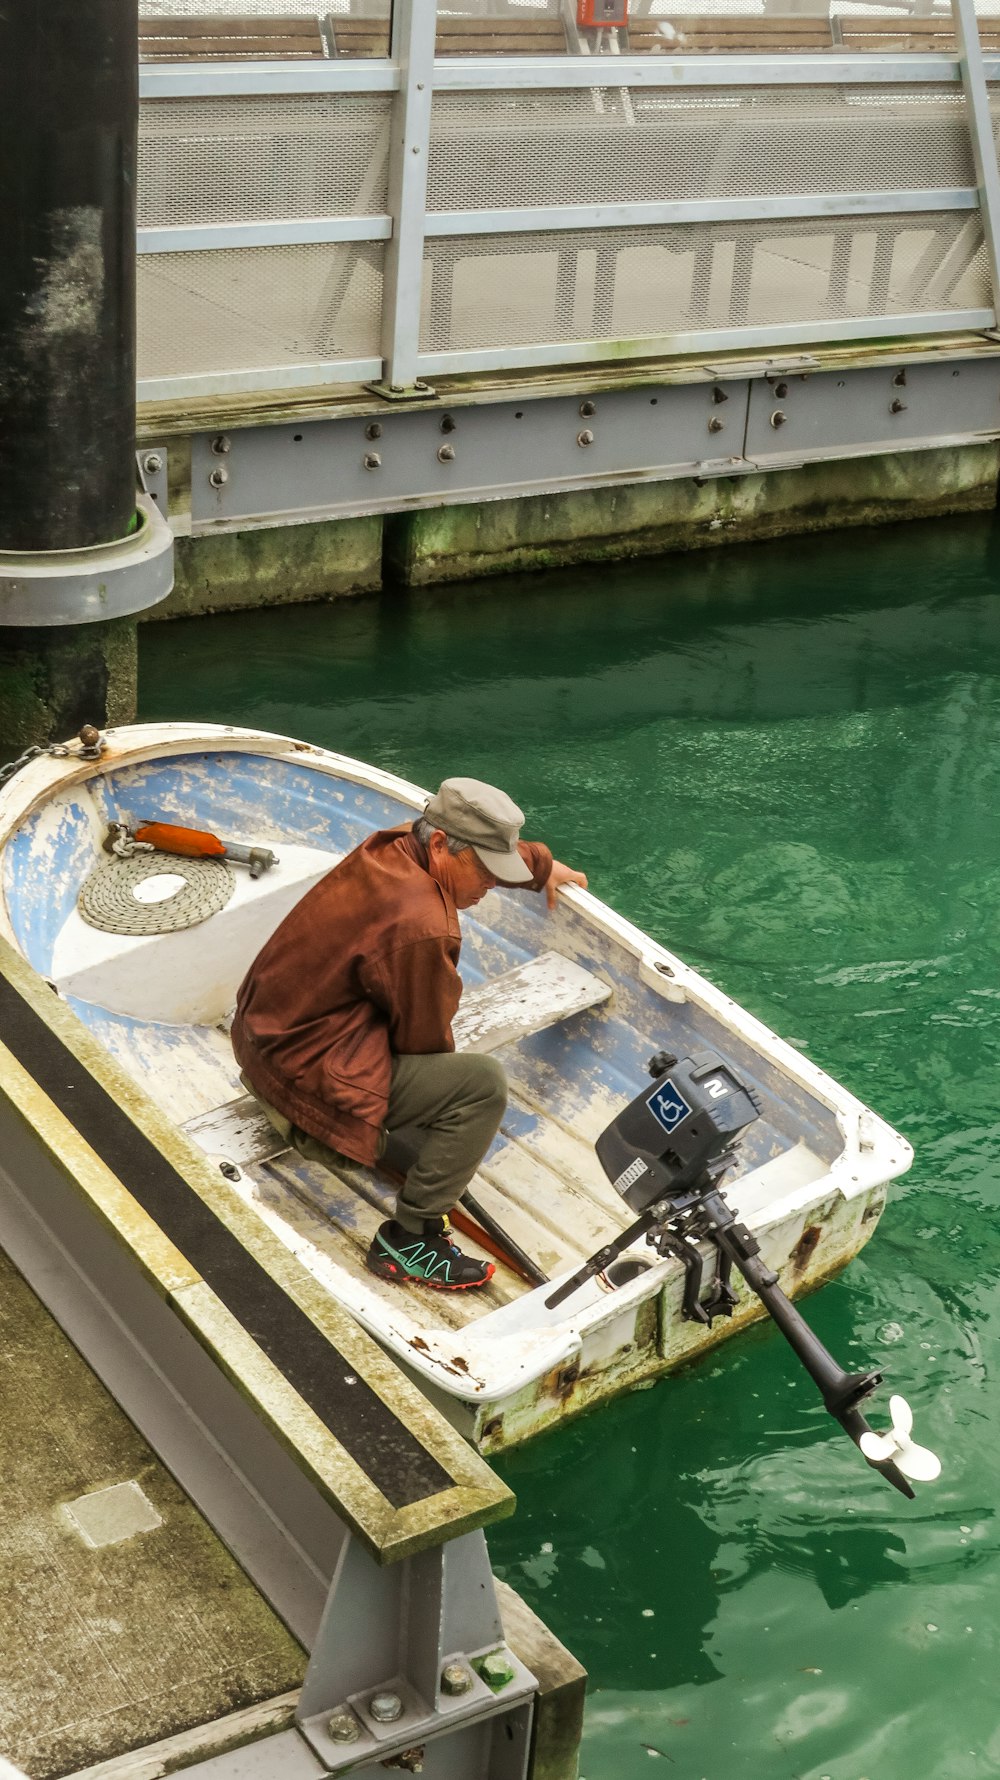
[139,514,1000,1780]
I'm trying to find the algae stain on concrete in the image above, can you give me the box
[156,514,383,619]
[0,1250,305,1780]
[0,617,137,752]
[384,443,1000,586]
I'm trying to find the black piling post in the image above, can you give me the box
[0,0,169,753]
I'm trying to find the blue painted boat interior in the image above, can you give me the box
[1,745,845,1338]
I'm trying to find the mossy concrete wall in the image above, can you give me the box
[151,514,382,619]
[144,440,999,614]
[383,442,1000,586]
[4,441,996,752]
[0,618,137,752]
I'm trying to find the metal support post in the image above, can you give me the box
[0,0,137,551]
[0,0,173,747]
[296,1529,535,1774]
[370,0,437,397]
[952,0,1000,322]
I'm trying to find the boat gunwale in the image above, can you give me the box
[0,721,912,1168]
[0,722,914,1414]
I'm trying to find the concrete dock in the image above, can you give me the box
[0,1249,305,1778]
[0,938,585,1778]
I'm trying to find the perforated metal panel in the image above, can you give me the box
[427,87,974,212]
[419,213,989,353]
[137,241,384,378]
[139,96,391,226]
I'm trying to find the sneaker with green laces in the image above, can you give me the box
[366,1217,495,1291]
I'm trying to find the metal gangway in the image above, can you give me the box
[135,0,1000,402]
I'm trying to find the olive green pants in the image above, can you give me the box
[241,1052,507,1234]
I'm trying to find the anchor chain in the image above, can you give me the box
[0,725,107,790]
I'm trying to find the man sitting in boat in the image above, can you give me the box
[231,778,587,1291]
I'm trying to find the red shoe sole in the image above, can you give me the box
[366,1255,495,1291]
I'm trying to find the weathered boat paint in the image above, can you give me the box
[0,723,912,1451]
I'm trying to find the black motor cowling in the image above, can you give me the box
[596,1048,761,1212]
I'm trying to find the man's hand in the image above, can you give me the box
[546,859,588,911]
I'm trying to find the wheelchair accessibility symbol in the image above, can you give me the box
[646,1079,692,1135]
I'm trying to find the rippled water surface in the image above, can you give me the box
[140,513,1000,1780]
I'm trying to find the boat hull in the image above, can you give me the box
[409,1179,885,1452]
[0,723,911,1454]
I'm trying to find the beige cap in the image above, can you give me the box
[423,777,532,884]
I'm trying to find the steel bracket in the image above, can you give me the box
[0,494,174,627]
[299,1653,534,1774]
[365,379,438,402]
[295,1528,536,1776]
[136,445,169,516]
[693,455,752,481]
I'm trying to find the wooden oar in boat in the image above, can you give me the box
[455,1193,549,1289]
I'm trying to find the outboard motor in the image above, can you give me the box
[547,1049,940,1498]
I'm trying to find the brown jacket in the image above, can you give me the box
[231,824,553,1165]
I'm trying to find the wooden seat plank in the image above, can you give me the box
[184,951,611,1161]
[254,1151,522,1321]
[453,951,611,1054]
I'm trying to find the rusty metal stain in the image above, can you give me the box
[470,1187,884,1454]
[791,1224,822,1270]
[381,1749,425,1772]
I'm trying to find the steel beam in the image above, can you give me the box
[952,0,1000,317]
[377,0,436,394]
[416,311,994,377]
[137,217,392,255]
[182,352,1000,533]
[136,190,979,262]
[137,51,978,103]
[742,354,1000,464]
[423,189,978,237]
[428,51,969,87]
[139,61,400,98]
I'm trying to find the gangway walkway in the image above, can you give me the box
[97,0,1000,613]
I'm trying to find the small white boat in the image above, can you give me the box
[0,722,912,1453]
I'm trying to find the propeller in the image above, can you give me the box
[858,1395,941,1483]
